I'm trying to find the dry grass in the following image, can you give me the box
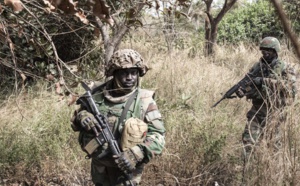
[1,39,300,186]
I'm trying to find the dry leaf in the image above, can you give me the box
[92,0,114,26]
[43,0,55,10]
[57,0,77,15]
[4,0,23,12]
[55,82,62,95]
[45,0,77,15]
[68,94,78,106]
[75,10,89,24]
[46,74,55,81]
[94,28,100,37]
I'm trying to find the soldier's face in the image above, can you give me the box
[114,68,139,88]
[261,49,277,62]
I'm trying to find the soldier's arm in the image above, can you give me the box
[138,100,166,163]
[262,65,297,98]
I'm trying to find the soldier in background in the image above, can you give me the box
[71,49,166,186]
[235,37,297,160]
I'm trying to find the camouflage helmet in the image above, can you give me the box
[105,49,148,77]
[259,37,281,54]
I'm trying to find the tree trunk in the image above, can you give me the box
[203,0,238,56]
[205,19,218,56]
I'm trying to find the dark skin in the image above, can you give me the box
[112,68,139,96]
[261,48,277,63]
[79,69,139,136]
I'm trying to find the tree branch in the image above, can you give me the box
[270,0,300,60]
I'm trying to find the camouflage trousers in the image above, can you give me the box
[242,104,285,160]
[91,157,144,186]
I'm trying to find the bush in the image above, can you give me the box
[218,0,283,44]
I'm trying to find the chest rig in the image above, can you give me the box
[92,89,142,139]
[254,59,285,79]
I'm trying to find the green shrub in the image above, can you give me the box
[218,0,283,44]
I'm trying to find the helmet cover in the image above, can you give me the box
[259,37,281,54]
[105,49,148,77]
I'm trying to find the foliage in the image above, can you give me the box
[1,37,300,185]
[283,0,300,33]
[0,84,88,185]
[0,1,101,90]
[218,0,283,44]
[0,0,193,92]
[200,0,238,55]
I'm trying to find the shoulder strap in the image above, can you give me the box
[114,90,138,139]
[117,89,138,128]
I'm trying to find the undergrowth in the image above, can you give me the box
[1,41,300,185]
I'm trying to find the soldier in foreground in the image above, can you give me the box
[71,49,166,186]
[234,37,297,159]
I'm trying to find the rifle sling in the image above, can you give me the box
[115,89,138,139]
[85,89,138,158]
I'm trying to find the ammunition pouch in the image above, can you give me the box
[78,131,109,159]
[121,118,148,151]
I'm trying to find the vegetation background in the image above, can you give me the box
[1,0,300,185]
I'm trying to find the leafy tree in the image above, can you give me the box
[202,0,238,55]
[218,0,282,44]
[0,0,189,92]
[272,0,300,59]
[0,0,104,90]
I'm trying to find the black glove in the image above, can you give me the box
[236,87,245,98]
[114,147,144,174]
[77,110,101,135]
[252,77,263,86]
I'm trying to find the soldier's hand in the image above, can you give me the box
[78,110,101,135]
[236,87,245,98]
[253,77,263,86]
[113,147,143,174]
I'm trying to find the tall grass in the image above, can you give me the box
[0,84,91,185]
[1,40,300,185]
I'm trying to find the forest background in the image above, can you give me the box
[1,0,300,185]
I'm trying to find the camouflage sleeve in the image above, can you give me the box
[249,61,260,73]
[70,106,85,131]
[71,84,106,132]
[262,64,297,98]
[284,65,297,97]
[243,62,262,99]
[138,100,166,163]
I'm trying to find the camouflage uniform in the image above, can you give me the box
[71,49,166,186]
[238,37,297,157]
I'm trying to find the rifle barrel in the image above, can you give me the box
[211,97,225,108]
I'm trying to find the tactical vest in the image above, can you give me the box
[93,88,153,134]
[78,87,155,158]
[248,59,296,105]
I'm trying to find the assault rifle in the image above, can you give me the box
[77,82,134,186]
[211,67,262,108]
